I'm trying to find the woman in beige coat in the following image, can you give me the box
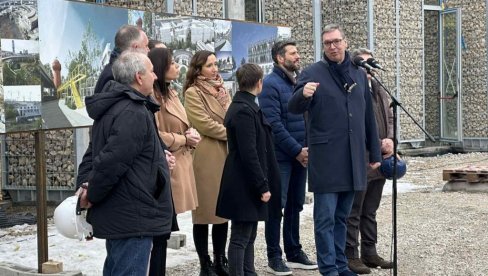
[184,50,230,276]
[148,47,201,276]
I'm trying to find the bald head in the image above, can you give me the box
[114,25,149,54]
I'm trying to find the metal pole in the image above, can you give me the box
[486,0,488,119]
[313,0,322,62]
[367,0,374,51]
[394,0,400,274]
[35,130,47,273]
[167,0,174,14]
[192,0,197,15]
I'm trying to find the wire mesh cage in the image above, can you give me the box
[2,129,76,202]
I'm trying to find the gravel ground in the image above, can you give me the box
[167,152,488,276]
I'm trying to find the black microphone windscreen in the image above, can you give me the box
[352,56,365,66]
[366,57,386,71]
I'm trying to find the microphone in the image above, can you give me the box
[352,56,375,72]
[366,57,386,71]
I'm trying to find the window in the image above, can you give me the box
[245,0,259,22]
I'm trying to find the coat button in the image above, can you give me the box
[349,113,353,117]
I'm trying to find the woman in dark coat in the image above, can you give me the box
[216,63,281,276]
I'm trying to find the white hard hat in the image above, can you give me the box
[53,196,93,240]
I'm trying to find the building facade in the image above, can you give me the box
[95,0,487,151]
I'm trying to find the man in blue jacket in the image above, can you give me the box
[79,51,173,276]
[259,40,317,275]
[288,24,381,276]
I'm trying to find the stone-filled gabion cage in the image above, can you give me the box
[2,130,76,202]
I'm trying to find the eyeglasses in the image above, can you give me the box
[323,39,343,48]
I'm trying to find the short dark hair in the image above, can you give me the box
[236,63,263,92]
[148,39,165,50]
[321,23,346,39]
[271,40,296,64]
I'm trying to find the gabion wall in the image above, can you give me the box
[322,0,368,51]
[424,10,440,137]
[396,0,424,141]
[449,0,488,138]
[372,0,397,96]
[373,0,425,141]
[264,0,315,66]
[174,0,193,15]
[100,0,194,15]
[197,0,223,18]
[4,130,75,189]
[323,0,424,141]
[102,0,165,12]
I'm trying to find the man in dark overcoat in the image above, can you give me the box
[288,24,381,276]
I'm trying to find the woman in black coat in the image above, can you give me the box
[216,63,281,276]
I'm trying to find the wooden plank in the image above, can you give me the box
[443,166,488,183]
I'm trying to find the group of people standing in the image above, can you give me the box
[75,22,397,276]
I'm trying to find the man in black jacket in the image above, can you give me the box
[79,51,173,276]
[76,25,150,188]
[94,24,149,95]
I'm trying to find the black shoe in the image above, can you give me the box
[199,255,217,276]
[339,269,358,276]
[266,258,292,275]
[361,255,393,269]
[213,254,229,276]
[286,251,318,270]
[348,258,371,274]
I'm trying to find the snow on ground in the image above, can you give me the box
[0,181,418,275]
[0,211,198,275]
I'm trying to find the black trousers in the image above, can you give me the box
[228,221,258,276]
[346,178,387,258]
[149,234,171,276]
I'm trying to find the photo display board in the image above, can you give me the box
[0,0,290,133]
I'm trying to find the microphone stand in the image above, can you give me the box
[368,68,435,276]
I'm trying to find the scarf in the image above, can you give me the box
[275,63,297,85]
[194,75,230,110]
[324,51,356,93]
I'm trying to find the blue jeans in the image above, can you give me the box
[265,160,307,261]
[103,236,153,276]
[314,192,355,276]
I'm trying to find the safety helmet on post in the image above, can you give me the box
[379,155,407,180]
[53,196,93,241]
